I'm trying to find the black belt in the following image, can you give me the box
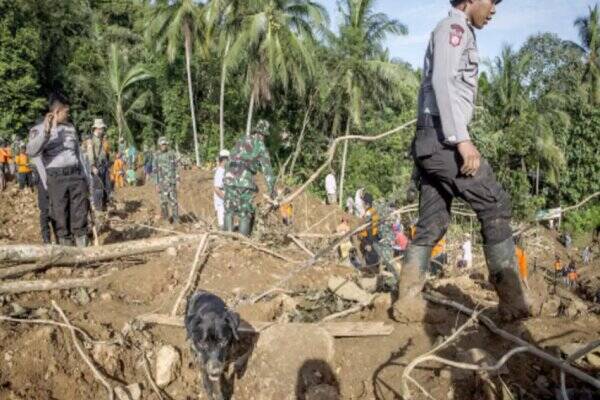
[46,165,81,177]
[417,114,442,129]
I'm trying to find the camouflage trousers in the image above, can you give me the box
[159,184,178,218]
[373,241,398,277]
[224,186,255,217]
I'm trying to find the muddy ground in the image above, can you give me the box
[0,168,599,399]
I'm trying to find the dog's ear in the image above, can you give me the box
[225,310,240,341]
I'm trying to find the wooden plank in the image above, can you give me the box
[136,313,393,338]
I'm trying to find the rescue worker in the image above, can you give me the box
[111,153,125,189]
[391,0,532,322]
[14,143,33,190]
[27,93,90,247]
[213,149,229,229]
[358,192,380,268]
[373,198,402,286]
[279,187,294,226]
[153,137,179,223]
[0,139,9,190]
[85,119,111,209]
[223,120,276,236]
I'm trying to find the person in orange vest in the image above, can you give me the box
[515,239,528,289]
[14,143,33,191]
[278,187,294,226]
[358,192,380,267]
[553,254,562,289]
[111,153,125,189]
[567,261,578,289]
[0,138,9,190]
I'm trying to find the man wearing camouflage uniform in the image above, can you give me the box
[223,120,276,236]
[373,199,401,285]
[84,119,111,210]
[152,137,179,223]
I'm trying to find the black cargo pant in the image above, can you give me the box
[411,115,512,247]
[46,166,89,240]
[37,180,56,243]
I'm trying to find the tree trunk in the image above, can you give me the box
[288,98,313,177]
[536,161,540,195]
[0,234,201,265]
[116,100,124,143]
[219,38,230,151]
[246,87,256,136]
[184,26,201,167]
[338,118,351,206]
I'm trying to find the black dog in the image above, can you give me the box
[185,291,240,400]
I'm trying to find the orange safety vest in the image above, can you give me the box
[516,246,527,280]
[568,270,577,282]
[280,203,293,220]
[431,238,446,258]
[14,154,31,174]
[554,260,562,271]
[0,147,11,163]
[359,207,379,239]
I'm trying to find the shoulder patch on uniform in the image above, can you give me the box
[449,24,465,47]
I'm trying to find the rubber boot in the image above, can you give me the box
[59,237,75,247]
[223,212,234,232]
[42,231,52,245]
[171,206,180,224]
[160,205,169,221]
[239,215,253,237]
[484,238,531,321]
[75,235,89,248]
[391,245,432,322]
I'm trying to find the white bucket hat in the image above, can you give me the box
[219,149,230,158]
[92,118,107,129]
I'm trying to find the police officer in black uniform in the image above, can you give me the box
[27,93,90,247]
[392,0,532,322]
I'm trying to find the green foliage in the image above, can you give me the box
[563,204,600,233]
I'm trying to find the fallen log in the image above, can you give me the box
[0,275,106,294]
[135,313,393,338]
[0,234,201,266]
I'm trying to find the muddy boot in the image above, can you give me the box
[42,231,52,245]
[223,212,234,232]
[391,245,432,322]
[484,238,531,321]
[239,215,253,237]
[59,237,74,247]
[75,235,89,248]
[171,206,180,224]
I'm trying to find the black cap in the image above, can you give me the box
[48,91,70,108]
[362,192,373,206]
[451,0,501,5]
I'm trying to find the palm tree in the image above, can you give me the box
[574,5,600,105]
[327,0,409,204]
[225,0,329,136]
[147,0,204,166]
[204,0,247,150]
[102,44,153,143]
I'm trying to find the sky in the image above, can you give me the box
[320,0,597,68]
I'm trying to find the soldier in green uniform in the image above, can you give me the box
[223,120,276,236]
[152,137,179,223]
[373,198,401,285]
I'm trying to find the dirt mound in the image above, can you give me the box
[1,169,599,399]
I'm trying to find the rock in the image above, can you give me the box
[565,298,587,318]
[9,303,27,317]
[559,343,586,361]
[165,247,177,257]
[100,292,113,302]
[155,345,180,388]
[305,384,339,400]
[540,297,561,316]
[114,386,132,400]
[72,288,91,305]
[328,277,374,305]
[440,369,452,380]
[126,383,142,400]
[32,308,49,319]
[92,343,121,376]
[586,352,600,368]
[236,325,336,400]
[358,277,378,293]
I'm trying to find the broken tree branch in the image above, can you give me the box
[212,231,298,263]
[0,275,107,294]
[52,300,114,400]
[0,234,201,265]
[281,119,417,205]
[170,234,209,317]
[423,293,600,390]
[287,235,315,257]
[560,339,600,400]
[562,191,600,213]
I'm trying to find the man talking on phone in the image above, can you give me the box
[27,93,90,247]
